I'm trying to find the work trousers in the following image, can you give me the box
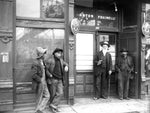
[48,78,63,108]
[36,82,50,112]
[95,69,109,98]
[118,70,130,98]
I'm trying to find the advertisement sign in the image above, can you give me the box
[142,22,150,37]
[70,18,80,35]
[96,10,119,32]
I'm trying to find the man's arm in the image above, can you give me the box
[31,63,41,83]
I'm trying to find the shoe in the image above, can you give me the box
[93,97,99,100]
[124,97,130,100]
[49,104,57,110]
[102,96,108,99]
[119,97,123,100]
[50,107,58,113]
[36,110,43,113]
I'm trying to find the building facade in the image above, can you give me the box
[0,0,150,112]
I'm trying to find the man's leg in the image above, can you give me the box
[94,75,101,99]
[124,72,130,99]
[101,71,108,99]
[118,72,123,100]
[37,83,50,112]
[51,80,63,108]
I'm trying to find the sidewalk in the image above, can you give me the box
[58,97,149,113]
[14,97,149,113]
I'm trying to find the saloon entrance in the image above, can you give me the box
[75,32,118,97]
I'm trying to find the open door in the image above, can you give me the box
[0,0,15,111]
[118,30,140,98]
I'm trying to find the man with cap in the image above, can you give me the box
[31,47,50,113]
[94,41,112,99]
[46,48,68,112]
[116,48,134,100]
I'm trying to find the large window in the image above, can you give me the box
[76,33,94,71]
[16,27,64,64]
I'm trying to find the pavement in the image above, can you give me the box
[58,97,149,113]
[14,96,149,113]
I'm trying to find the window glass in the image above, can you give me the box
[76,33,94,71]
[16,27,64,64]
[42,0,64,18]
[16,0,40,18]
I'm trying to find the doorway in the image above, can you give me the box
[95,32,117,97]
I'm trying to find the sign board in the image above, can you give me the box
[96,10,118,32]
[142,22,150,37]
[70,18,80,35]
[75,7,95,27]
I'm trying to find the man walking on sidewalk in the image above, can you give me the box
[46,48,68,113]
[94,41,112,99]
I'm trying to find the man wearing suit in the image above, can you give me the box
[94,41,112,99]
[46,48,68,113]
[31,47,50,113]
[116,48,134,100]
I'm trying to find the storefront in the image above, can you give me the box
[0,0,149,112]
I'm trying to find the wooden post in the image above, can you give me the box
[67,0,75,105]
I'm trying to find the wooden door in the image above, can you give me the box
[0,0,14,111]
[118,30,139,98]
[75,32,95,96]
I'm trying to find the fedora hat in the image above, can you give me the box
[53,48,63,55]
[100,41,110,47]
[120,48,128,53]
[36,47,47,58]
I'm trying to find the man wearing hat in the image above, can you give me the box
[31,47,50,113]
[45,48,68,112]
[116,48,134,100]
[94,41,112,99]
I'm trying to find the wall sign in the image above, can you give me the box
[75,6,95,26]
[70,18,80,35]
[142,22,150,37]
[96,10,118,32]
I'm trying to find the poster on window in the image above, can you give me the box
[42,0,64,18]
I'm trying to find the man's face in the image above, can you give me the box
[102,45,108,50]
[54,51,62,58]
[121,52,127,58]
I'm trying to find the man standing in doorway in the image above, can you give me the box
[116,48,134,100]
[94,41,112,99]
[46,48,68,113]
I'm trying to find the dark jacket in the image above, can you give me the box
[116,56,134,72]
[31,59,49,91]
[45,56,68,84]
[116,55,134,79]
[95,51,112,76]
